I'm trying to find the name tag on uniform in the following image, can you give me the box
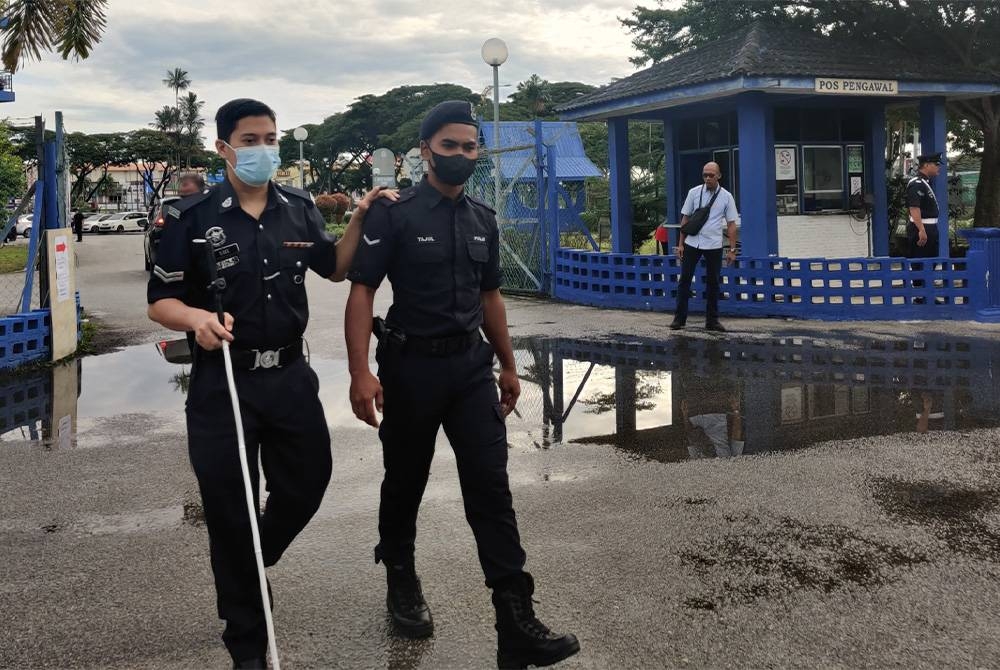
[282,241,314,249]
[214,243,240,271]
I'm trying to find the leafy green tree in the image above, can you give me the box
[511,74,552,117]
[66,131,128,201]
[1,0,109,71]
[622,0,1000,226]
[279,84,479,193]
[0,126,25,206]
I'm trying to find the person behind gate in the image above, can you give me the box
[670,161,738,332]
[344,100,580,670]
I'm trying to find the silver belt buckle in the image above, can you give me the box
[252,348,281,370]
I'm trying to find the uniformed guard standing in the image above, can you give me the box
[148,98,394,669]
[345,101,580,669]
[906,152,943,258]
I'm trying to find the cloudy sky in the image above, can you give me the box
[2,0,655,137]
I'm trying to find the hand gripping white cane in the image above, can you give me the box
[194,239,280,670]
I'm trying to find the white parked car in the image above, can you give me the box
[99,211,147,233]
[82,213,112,233]
[15,213,32,237]
[4,213,32,241]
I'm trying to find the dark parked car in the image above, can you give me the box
[144,196,180,272]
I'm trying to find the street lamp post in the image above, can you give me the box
[481,38,508,210]
[293,126,308,190]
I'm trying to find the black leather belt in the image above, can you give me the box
[403,331,481,356]
[197,339,303,370]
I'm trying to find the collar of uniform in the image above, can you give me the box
[217,178,280,213]
[417,176,466,209]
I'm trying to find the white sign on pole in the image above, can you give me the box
[775,147,796,180]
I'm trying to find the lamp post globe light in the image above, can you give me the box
[293,126,308,189]
[482,38,508,210]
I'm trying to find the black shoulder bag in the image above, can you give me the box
[681,186,721,236]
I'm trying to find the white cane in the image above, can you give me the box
[194,239,280,670]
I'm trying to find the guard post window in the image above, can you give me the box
[802,146,844,212]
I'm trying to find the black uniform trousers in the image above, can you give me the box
[674,244,723,325]
[907,222,939,259]
[185,355,332,662]
[374,336,526,587]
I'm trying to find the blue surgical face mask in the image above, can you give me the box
[223,141,280,187]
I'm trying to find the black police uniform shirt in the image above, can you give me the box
[906,173,940,224]
[146,179,337,350]
[347,177,502,338]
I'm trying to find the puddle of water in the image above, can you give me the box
[3,332,999,463]
[503,333,1000,461]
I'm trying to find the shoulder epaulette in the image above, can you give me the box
[274,182,314,205]
[381,186,418,208]
[466,193,496,214]
[168,189,214,219]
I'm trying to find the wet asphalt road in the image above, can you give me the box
[3,233,1000,669]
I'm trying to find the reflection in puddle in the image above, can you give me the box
[504,334,1000,460]
[3,332,999,463]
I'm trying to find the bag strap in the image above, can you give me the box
[706,186,721,209]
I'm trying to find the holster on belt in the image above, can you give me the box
[373,316,406,351]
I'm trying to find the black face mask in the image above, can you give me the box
[430,151,477,186]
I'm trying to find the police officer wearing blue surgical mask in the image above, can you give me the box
[148,98,395,668]
[345,101,580,669]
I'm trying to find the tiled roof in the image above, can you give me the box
[559,21,995,114]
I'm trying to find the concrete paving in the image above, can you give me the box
[2,233,1000,669]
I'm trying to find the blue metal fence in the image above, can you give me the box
[0,295,82,369]
[554,250,982,320]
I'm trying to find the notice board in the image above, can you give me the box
[45,228,77,361]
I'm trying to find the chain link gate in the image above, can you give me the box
[468,144,548,294]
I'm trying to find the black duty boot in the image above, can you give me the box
[385,562,434,638]
[492,573,580,669]
[232,657,266,669]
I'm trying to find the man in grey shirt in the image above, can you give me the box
[671,161,738,332]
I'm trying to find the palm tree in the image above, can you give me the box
[178,92,205,166]
[151,106,181,135]
[516,74,551,117]
[151,105,182,169]
[163,67,191,109]
[1,0,109,71]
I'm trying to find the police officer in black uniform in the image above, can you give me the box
[148,98,393,669]
[906,152,943,258]
[345,101,580,669]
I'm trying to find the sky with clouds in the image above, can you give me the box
[1,0,661,137]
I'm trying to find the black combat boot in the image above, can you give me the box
[385,562,434,638]
[492,573,580,669]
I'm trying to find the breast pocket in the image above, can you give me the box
[407,242,447,264]
[278,248,309,307]
[466,238,489,263]
[404,242,447,290]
